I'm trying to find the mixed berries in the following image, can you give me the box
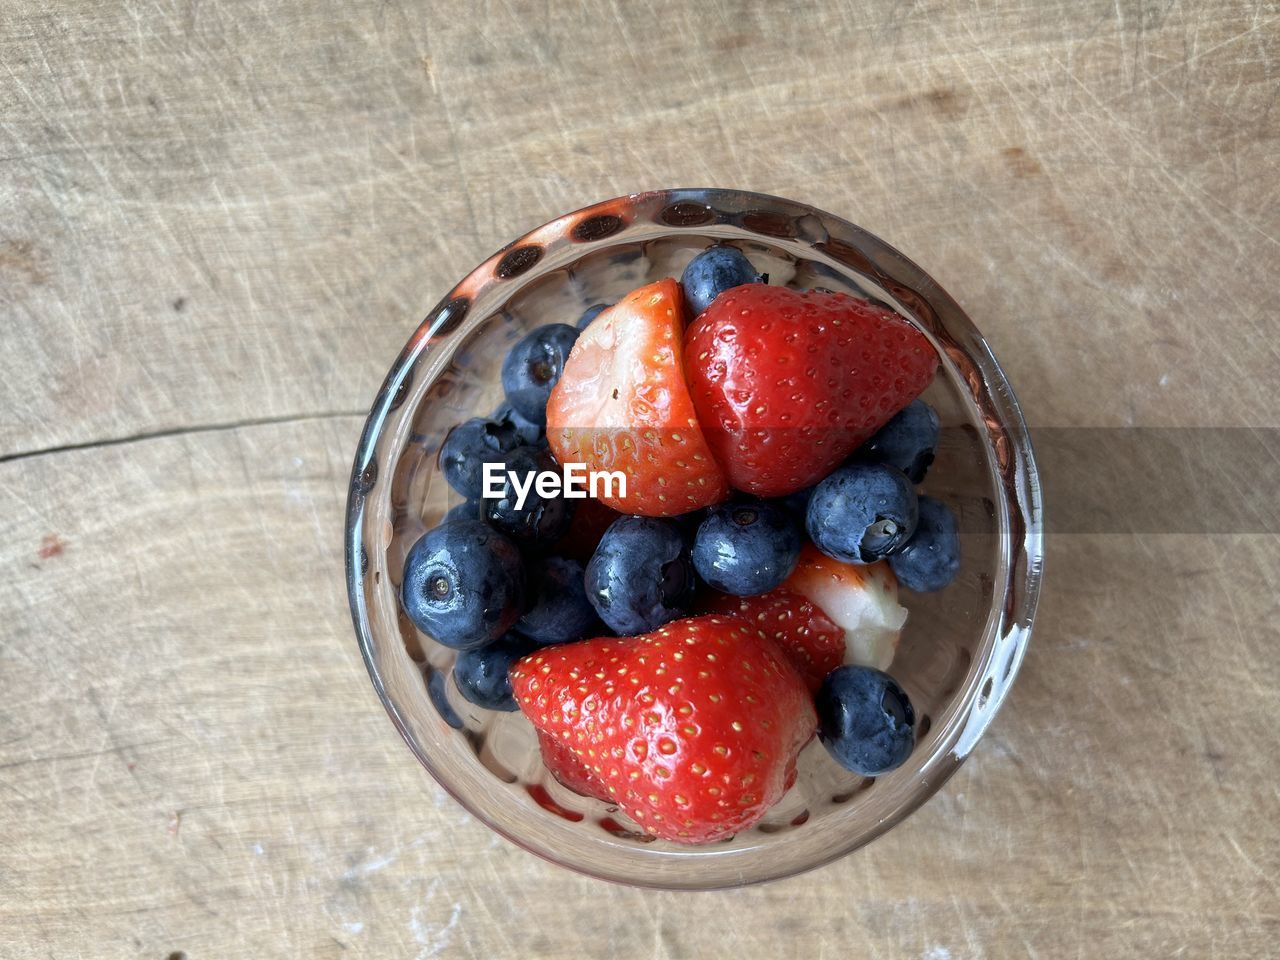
[400,242,964,844]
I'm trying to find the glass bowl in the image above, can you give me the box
[345,188,1043,889]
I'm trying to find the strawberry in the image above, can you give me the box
[684,285,937,497]
[703,588,844,693]
[535,729,610,802]
[784,544,907,671]
[510,615,815,843]
[547,279,729,516]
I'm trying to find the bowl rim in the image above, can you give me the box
[345,187,1044,889]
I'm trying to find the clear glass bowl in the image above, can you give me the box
[345,189,1043,889]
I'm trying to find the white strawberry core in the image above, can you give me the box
[791,563,907,671]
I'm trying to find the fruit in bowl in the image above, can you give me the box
[398,245,962,844]
[347,189,1042,886]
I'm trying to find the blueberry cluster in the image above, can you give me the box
[804,400,961,592]
[401,322,604,712]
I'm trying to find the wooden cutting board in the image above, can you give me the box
[2,1,1277,957]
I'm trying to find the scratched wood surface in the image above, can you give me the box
[2,1,1278,957]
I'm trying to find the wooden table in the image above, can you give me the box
[3,1,1277,956]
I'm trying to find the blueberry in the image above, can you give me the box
[452,632,537,712]
[483,445,575,546]
[439,416,522,499]
[777,485,815,518]
[401,519,525,650]
[680,246,765,316]
[806,463,918,564]
[426,668,464,729]
[888,496,961,592]
[577,302,611,330]
[517,556,600,645]
[816,665,916,776]
[857,400,940,483]
[692,500,802,596]
[492,401,544,447]
[500,323,579,425]
[668,507,709,536]
[585,516,694,635]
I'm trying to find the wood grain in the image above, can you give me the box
[2,0,1278,957]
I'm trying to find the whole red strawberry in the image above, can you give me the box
[510,615,815,844]
[547,279,729,516]
[703,588,844,693]
[684,286,937,497]
[535,729,610,802]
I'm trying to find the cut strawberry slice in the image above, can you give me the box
[784,544,907,671]
[547,279,729,517]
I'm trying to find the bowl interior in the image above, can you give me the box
[347,190,1040,888]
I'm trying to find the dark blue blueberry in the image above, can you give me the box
[444,499,483,524]
[492,401,544,447]
[806,463,918,564]
[483,445,575,546]
[692,500,802,596]
[401,519,525,650]
[668,507,709,536]
[856,400,940,483]
[438,416,522,499]
[888,496,961,592]
[577,302,611,330]
[500,323,579,425]
[585,517,694,635]
[777,485,815,518]
[516,556,600,645]
[680,246,764,315]
[426,668,464,729]
[452,632,537,712]
[816,665,916,776]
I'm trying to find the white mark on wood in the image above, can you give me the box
[410,899,462,959]
[342,848,399,880]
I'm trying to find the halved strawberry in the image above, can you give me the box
[703,588,844,693]
[684,285,937,497]
[784,544,907,671]
[510,615,815,844]
[547,279,729,516]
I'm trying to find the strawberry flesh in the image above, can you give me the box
[784,544,907,671]
[547,279,729,516]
